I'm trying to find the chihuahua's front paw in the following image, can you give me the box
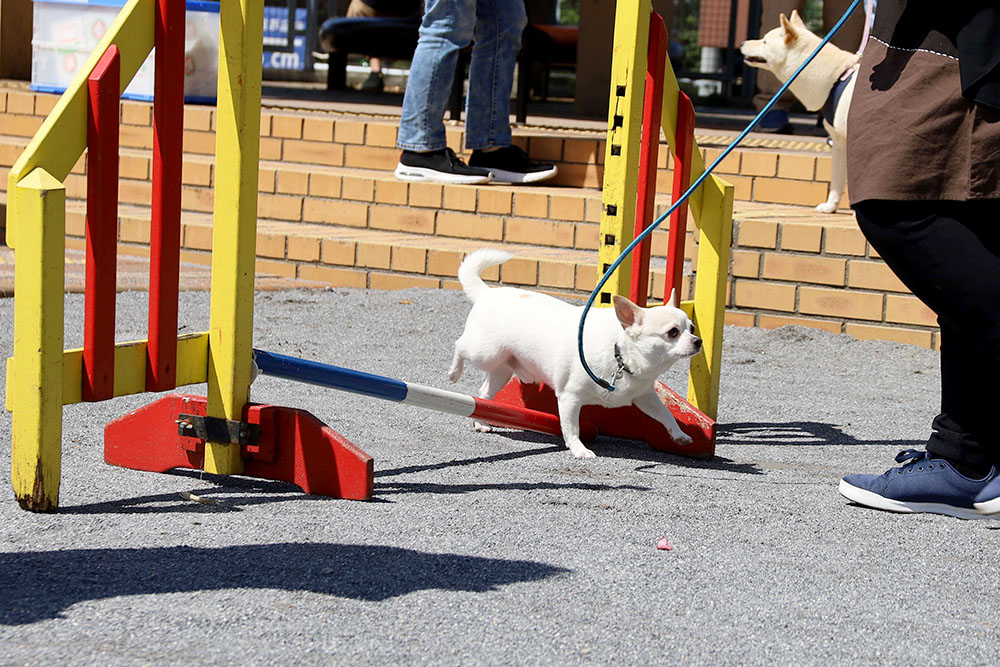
[474,421,494,433]
[569,444,597,459]
[672,431,693,446]
[815,201,838,214]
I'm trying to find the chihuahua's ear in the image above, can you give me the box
[668,288,679,309]
[780,13,797,45]
[612,294,644,332]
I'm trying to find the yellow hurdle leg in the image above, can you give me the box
[687,176,733,420]
[10,168,66,511]
[595,0,649,304]
[204,0,264,475]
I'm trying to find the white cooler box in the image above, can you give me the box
[31,0,220,102]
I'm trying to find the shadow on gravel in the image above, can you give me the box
[60,473,327,515]
[376,480,651,495]
[718,422,925,448]
[375,445,652,495]
[375,444,567,478]
[0,543,570,625]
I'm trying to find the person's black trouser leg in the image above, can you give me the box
[853,199,1000,467]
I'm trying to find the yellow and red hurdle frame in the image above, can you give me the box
[5,0,373,511]
[601,0,734,426]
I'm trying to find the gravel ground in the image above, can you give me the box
[1,287,998,666]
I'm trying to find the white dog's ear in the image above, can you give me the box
[780,13,798,45]
[668,288,679,309]
[789,9,806,27]
[612,294,644,332]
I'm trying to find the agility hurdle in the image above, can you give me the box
[491,0,733,459]
[6,0,379,510]
[598,0,733,424]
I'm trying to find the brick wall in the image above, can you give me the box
[726,216,939,349]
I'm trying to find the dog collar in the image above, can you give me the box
[613,343,634,380]
[821,69,855,124]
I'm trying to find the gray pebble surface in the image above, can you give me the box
[1,288,997,666]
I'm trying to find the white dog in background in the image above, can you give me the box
[448,249,702,459]
[740,10,860,213]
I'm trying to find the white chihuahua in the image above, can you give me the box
[449,248,702,459]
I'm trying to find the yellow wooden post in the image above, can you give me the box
[10,168,66,511]
[595,0,649,305]
[204,0,263,474]
[686,178,733,420]
[656,62,734,421]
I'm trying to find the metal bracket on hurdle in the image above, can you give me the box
[176,414,261,447]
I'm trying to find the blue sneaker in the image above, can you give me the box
[974,476,1000,515]
[838,449,998,520]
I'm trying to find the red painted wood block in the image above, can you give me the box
[491,379,716,459]
[146,0,186,392]
[104,394,374,500]
[665,91,695,304]
[82,45,121,401]
[630,11,668,307]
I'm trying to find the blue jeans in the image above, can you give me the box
[396,0,527,152]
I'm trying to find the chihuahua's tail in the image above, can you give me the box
[458,248,513,302]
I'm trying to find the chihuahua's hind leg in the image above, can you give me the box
[447,349,465,383]
[473,366,513,432]
[556,396,596,459]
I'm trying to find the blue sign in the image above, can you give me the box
[262,5,307,70]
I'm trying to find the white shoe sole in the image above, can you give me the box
[838,479,989,520]
[974,496,1000,515]
[486,165,558,184]
[394,164,492,185]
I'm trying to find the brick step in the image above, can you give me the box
[0,84,845,210]
[1,129,839,265]
[53,197,623,298]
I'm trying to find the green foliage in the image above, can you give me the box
[671,0,701,73]
[559,0,580,25]
[802,0,824,31]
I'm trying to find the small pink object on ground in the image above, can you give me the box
[656,537,674,551]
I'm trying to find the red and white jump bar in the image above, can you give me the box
[251,349,595,440]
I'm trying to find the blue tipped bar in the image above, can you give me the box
[252,349,408,402]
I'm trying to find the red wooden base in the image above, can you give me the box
[104,394,374,500]
[491,379,716,459]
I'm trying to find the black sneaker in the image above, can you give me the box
[469,145,558,184]
[360,71,384,93]
[394,148,493,185]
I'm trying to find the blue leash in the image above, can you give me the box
[577,0,862,391]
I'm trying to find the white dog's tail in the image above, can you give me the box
[457,248,513,302]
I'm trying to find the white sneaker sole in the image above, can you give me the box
[838,479,988,520]
[974,496,1000,515]
[486,165,558,184]
[394,164,492,185]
